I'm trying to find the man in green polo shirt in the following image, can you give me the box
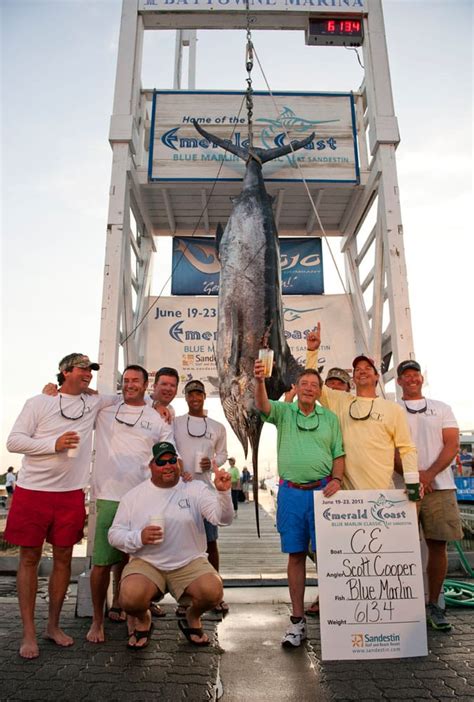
[254,361,345,648]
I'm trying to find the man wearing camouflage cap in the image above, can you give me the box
[5,353,119,659]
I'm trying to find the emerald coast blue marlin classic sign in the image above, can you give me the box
[171,236,324,295]
[148,91,360,184]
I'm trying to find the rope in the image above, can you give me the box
[252,46,378,375]
[245,0,254,148]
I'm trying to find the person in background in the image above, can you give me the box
[241,466,251,503]
[228,457,241,517]
[5,466,16,509]
[397,359,463,632]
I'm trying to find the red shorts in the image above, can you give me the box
[4,485,86,548]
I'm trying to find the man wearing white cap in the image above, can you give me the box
[5,353,118,659]
[397,359,463,631]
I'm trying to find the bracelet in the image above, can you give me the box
[331,476,342,484]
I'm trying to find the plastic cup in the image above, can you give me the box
[258,348,274,378]
[405,471,421,501]
[149,516,165,543]
[195,451,205,474]
[67,435,81,458]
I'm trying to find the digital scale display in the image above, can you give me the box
[306,17,364,47]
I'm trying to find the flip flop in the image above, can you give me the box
[304,601,320,617]
[150,602,166,618]
[107,607,126,622]
[177,618,210,647]
[127,622,154,650]
[213,600,230,615]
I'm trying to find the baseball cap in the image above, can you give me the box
[352,355,378,374]
[184,379,205,394]
[397,360,421,376]
[59,353,100,372]
[326,367,351,386]
[152,441,178,461]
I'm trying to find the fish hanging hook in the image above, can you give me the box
[245,0,254,148]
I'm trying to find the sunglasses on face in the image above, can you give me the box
[154,456,178,467]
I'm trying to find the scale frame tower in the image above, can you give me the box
[97,0,414,394]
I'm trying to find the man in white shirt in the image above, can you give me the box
[86,365,175,644]
[5,353,117,659]
[397,360,463,632]
[109,441,233,647]
[173,379,229,613]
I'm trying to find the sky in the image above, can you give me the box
[1,0,473,475]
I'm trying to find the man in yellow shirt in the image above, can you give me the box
[305,324,417,490]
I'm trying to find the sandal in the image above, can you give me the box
[177,618,210,646]
[213,600,230,615]
[150,602,166,618]
[304,600,320,617]
[107,607,126,622]
[127,622,154,649]
[175,604,189,618]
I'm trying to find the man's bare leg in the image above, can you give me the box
[110,560,127,616]
[86,564,112,643]
[17,546,42,658]
[44,545,74,647]
[287,552,306,619]
[119,574,158,648]
[426,539,448,604]
[183,573,222,644]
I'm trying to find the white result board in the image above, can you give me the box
[314,490,428,660]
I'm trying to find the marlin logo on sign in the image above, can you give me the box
[368,495,407,528]
[257,106,340,166]
[283,306,323,322]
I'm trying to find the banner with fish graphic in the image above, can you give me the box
[144,294,356,396]
[149,91,359,183]
[171,236,323,295]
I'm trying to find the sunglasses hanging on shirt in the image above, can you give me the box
[59,395,86,421]
[114,403,144,427]
[349,399,374,421]
[187,416,208,438]
[403,400,428,414]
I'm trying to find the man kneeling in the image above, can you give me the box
[108,441,233,647]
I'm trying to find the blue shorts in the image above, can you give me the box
[276,480,329,553]
[204,518,218,543]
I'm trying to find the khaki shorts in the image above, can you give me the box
[121,556,219,603]
[420,489,463,542]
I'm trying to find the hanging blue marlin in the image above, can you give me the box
[193,120,315,535]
